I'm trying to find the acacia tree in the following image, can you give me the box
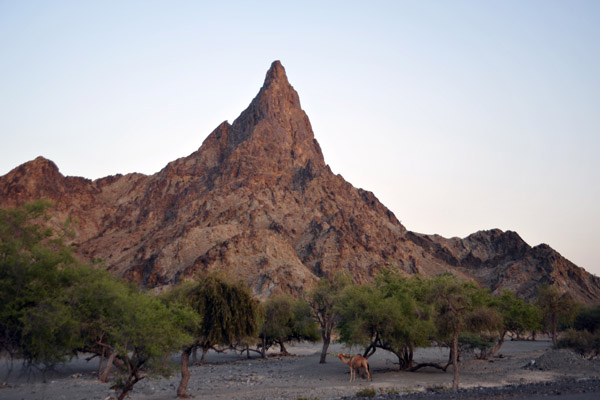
[107,289,193,400]
[0,200,86,366]
[536,284,577,345]
[260,294,320,356]
[429,274,500,391]
[557,304,600,359]
[336,273,436,371]
[0,202,195,400]
[184,274,259,363]
[67,268,133,381]
[308,273,350,363]
[159,281,204,398]
[488,290,541,357]
[574,305,600,333]
[375,273,437,370]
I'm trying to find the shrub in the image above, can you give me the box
[459,332,496,359]
[556,328,600,359]
[355,387,377,398]
[574,306,600,333]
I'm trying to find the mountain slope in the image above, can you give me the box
[1,61,599,303]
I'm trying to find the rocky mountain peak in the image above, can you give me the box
[189,61,326,183]
[0,156,62,199]
[1,62,599,303]
[263,60,290,89]
[16,156,60,176]
[247,60,303,123]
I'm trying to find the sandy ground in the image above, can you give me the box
[1,339,598,400]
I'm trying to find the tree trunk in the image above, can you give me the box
[405,346,414,369]
[245,344,251,359]
[177,347,192,398]
[452,329,460,391]
[279,341,289,355]
[552,313,558,345]
[192,346,198,364]
[319,334,331,364]
[445,345,453,370]
[260,334,266,358]
[118,373,141,400]
[117,354,146,400]
[97,345,106,378]
[363,344,376,359]
[100,349,116,383]
[489,331,507,357]
[200,346,209,364]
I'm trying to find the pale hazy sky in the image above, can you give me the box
[1,1,599,276]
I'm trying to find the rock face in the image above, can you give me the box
[1,61,599,303]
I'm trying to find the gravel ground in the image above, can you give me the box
[1,339,599,400]
[354,377,600,399]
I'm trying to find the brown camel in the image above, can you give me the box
[337,353,372,382]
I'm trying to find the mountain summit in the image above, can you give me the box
[222,60,326,177]
[1,61,599,303]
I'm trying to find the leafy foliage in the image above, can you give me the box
[556,329,600,359]
[556,304,600,360]
[336,273,436,369]
[261,294,319,354]
[0,200,81,365]
[308,272,351,363]
[458,332,496,359]
[355,387,377,398]
[105,286,194,400]
[536,284,577,345]
[574,305,600,333]
[494,290,542,337]
[424,274,499,390]
[176,274,260,354]
[0,202,195,400]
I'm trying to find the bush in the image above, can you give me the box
[459,332,496,359]
[355,387,377,398]
[260,294,319,355]
[556,328,600,359]
[574,306,600,333]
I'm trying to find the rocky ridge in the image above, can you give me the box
[1,61,599,302]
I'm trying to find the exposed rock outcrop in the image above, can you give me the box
[1,61,599,302]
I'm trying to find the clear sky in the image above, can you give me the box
[1,1,599,276]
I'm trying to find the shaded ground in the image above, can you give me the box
[1,339,599,399]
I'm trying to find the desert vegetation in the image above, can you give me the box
[1,202,598,398]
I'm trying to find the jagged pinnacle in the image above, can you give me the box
[264,60,289,87]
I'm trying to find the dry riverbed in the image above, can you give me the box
[1,340,599,400]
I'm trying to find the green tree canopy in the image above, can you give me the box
[428,274,500,390]
[495,290,542,337]
[0,200,81,365]
[336,273,436,370]
[536,284,578,345]
[481,289,542,357]
[308,272,351,363]
[260,294,319,355]
[174,274,259,362]
[0,202,195,400]
[574,305,600,333]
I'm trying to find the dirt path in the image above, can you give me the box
[1,339,598,400]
